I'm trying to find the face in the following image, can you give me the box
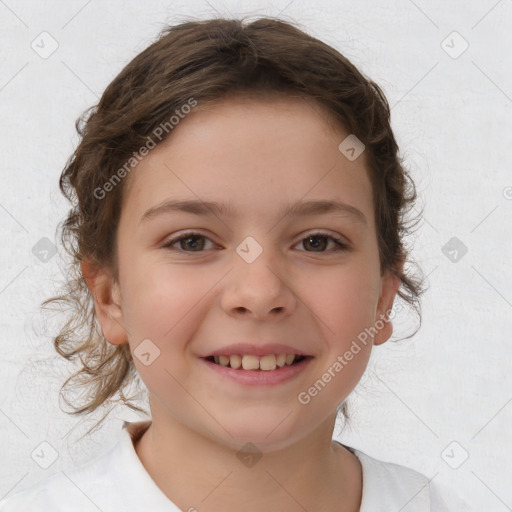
[85,96,400,452]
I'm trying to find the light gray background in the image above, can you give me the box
[0,1,511,510]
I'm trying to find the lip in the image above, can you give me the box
[200,355,313,386]
[200,342,311,358]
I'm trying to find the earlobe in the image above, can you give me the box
[81,260,128,346]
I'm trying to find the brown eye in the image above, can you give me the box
[163,232,213,252]
[296,232,348,253]
[162,231,349,254]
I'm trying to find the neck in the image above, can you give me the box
[133,411,362,512]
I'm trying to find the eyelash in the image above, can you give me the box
[162,231,349,254]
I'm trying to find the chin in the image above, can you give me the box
[207,413,307,453]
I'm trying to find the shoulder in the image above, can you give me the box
[0,420,168,512]
[352,447,431,510]
[0,439,121,512]
[0,466,102,511]
[340,443,468,512]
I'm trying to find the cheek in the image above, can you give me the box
[311,264,380,339]
[121,253,201,327]
[120,257,213,378]
[124,265,208,400]
[306,268,380,398]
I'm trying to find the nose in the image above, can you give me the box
[220,248,297,320]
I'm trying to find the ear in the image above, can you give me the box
[373,261,403,346]
[82,259,128,346]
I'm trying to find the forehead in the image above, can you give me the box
[120,96,373,227]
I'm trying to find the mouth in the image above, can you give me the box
[203,354,310,371]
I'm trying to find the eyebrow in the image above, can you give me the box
[139,198,367,226]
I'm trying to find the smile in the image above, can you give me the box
[201,355,313,386]
[207,353,306,371]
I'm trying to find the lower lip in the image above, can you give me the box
[200,357,313,385]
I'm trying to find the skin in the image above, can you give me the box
[83,95,401,512]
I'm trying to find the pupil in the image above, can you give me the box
[307,235,325,251]
[184,236,202,250]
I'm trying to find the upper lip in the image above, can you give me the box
[201,342,311,358]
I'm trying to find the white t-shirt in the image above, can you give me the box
[0,420,464,511]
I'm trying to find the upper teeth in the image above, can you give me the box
[213,354,297,371]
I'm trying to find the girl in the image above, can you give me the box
[1,15,462,511]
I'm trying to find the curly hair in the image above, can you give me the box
[41,15,424,435]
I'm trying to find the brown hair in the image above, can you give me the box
[42,15,424,435]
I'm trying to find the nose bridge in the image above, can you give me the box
[222,234,295,317]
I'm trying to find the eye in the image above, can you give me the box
[162,231,349,254]
[294,231,349,253]
[162,232,214,252]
